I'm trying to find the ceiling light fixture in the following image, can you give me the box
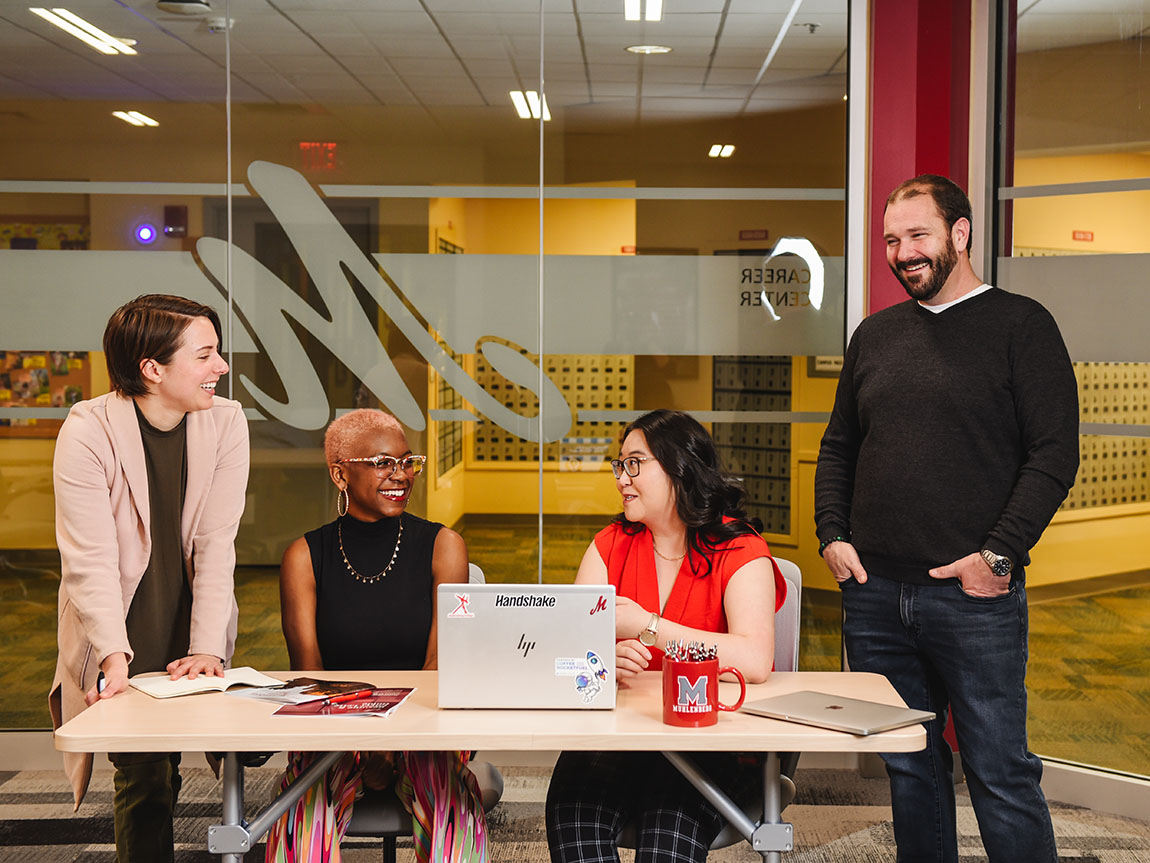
[29,8,137,55]
[626,44,672,55]
[156,0,211,13]
[624,0,661,21]
[509,91,530,119]
[509,90,550,121]
[708,144,735,158]
[113,110,158,127]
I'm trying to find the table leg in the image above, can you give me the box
[209,752,245,863]
[757,751,794,863]
[207,750,346,859]
[661,751,794,861]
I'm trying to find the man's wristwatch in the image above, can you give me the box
[980,548,1013,577]
[638,612,660,647]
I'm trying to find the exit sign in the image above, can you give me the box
[1072,230,1094,242]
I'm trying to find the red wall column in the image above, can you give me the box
[868,0,972,315]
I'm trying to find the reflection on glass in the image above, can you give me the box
[0,2,851,731]
[1004,2,1150,778]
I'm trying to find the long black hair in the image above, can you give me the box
[612,409,761,577]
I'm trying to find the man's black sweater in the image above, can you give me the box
[814,288,1079,584]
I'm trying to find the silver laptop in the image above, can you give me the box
[740,690,935,735]
[437,584,617,709]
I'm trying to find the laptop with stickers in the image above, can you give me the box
[437,583,617,709]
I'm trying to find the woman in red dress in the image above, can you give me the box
[546,409,787,863]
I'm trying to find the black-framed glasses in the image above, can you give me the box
[339,454,427,476]
[609,456,655,479]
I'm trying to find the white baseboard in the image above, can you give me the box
[1041,759,1150,822]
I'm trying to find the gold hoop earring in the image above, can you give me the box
[336,487,349,518]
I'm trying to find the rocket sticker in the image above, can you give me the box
[575,649,609,703]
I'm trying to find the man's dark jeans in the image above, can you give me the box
[839,575,1057,863]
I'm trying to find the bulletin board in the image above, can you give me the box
[0,351,91,438]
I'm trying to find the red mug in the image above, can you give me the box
[662,658,747,727]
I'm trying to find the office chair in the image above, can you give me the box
[618,556,803,851]
[344,562,505,863]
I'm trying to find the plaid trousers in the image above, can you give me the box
[545,750,761,863]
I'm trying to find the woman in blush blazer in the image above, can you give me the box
[49,294,249,863]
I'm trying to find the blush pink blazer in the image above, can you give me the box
[49,392,249,807]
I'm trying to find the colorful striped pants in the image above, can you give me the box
[264,750,487,863]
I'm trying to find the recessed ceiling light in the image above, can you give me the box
[708,145,722,158]
[626,44,672,55]
[156,0,211,13]
[29,8,137,55]
[708,144,735,158]
[624,0,661,21]
[113,110,158,127]
[509,90,550,121]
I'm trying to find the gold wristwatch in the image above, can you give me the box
[638,612,660,647]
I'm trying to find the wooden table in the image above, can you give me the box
[56,670,925,861]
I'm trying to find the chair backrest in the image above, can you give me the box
[468,562,485,584]
[772,557,802,673]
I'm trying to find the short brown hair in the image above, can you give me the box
[886,174,974,241]
[103,294,223,397]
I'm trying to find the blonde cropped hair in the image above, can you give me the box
[323,409,405,466]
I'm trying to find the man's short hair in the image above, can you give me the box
[103,294,223,397]
[886,174,974,239]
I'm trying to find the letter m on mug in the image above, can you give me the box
[676,675,709,711]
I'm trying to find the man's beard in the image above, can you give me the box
[893,236,958,302]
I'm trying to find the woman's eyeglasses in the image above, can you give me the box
[339,454,427,476]
[609,456,655,479]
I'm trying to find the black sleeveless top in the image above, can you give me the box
[305,513,442,671]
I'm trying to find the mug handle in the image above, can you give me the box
[717,666,746,712]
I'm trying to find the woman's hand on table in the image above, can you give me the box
[615,638,652,679]
[85,652,129,706]
[166,653,224,680]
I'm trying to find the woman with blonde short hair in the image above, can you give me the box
[264,409,486,863]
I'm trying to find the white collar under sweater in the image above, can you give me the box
[918,283,992,314]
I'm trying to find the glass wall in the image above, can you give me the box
[996,0,1150,777]
[0,1,848,729]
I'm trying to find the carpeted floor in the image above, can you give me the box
[1,766,1148,862]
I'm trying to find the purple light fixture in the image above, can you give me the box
[134,223,158,244]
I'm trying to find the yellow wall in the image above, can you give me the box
[422,190,638,527]
[1013,153,1150,254]
[1007,151,1150,585]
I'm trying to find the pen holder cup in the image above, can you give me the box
[662,658,746,727]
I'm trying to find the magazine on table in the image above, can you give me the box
[273,687,416,718]
[225,676,377,705]
[129,666,284,699]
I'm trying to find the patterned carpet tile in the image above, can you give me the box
[1,768,1148,862]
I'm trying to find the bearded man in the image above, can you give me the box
[814,175,1079,863]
